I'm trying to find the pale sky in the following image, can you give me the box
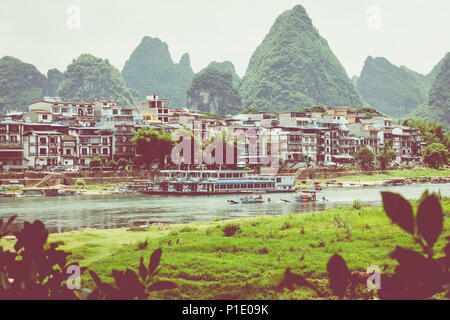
[0,0,449,78]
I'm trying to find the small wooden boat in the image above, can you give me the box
[44,189,81,197]
[239,195,265,204]
[382,178,407,186]
[0,190,16,198]
[295,190,317,202]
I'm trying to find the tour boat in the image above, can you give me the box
[140,170,296,196]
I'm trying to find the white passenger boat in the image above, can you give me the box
[140,170,296,195]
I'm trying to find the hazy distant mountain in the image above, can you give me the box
[122,36,194,108]
[57,54,138,106]
[424,52,449,87]
[239,5,362,112]
[187,68,241,116]
[356,53,449,118]
[356,56,430,117]
[0,56,46,113]
[45,68,64,97]
[408,52,450,126]
[200,61,241,87]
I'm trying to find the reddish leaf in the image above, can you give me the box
[89,270,102,287]
[381,192,415,234]
[148,281,177,291]
[138,257,148,281]
[416,195,443,249]
[326,254,349,299]
[148,248,162,276]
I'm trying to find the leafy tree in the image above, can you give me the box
[107,160,118,170]
[403,118,450,149]
[74,178,86,187]
[117,158,129,169]
[354,147,375,169]
[242,107,260,114]
[377,141,397,169]
[90,157,103,167]
[200,112,220,119]
[131,128,173,169]
[423,143,449,169]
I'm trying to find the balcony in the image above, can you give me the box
[115,141,133,146]
[0,143,23,150]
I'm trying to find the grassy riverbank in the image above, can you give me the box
[3,197,447,299]
[313,167,450,184]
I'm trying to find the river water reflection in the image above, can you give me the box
[0,183,448,233]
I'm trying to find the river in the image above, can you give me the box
[0,183,448,233]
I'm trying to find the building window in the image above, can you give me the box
[39,148,46,155]
[39,137,47,144]
[102,148,108,155]
[42,115,48,120]
[82,148,87,155]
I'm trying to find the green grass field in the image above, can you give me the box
[2,196,446,299]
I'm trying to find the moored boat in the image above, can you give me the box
[18,188,81,197]
[140,170,296,195]
[295,190,318,202]
[239,195,265,204]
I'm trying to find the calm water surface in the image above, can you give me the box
[0,184,448,233]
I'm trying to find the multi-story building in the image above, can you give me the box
[69,127,113,168]
[23,129,64,169]
[0,122,24,171]
[28,98,96,127]
[139,94,172,124]
[0,94,427,171]
[113,124,136,160]
[390,126,422,164]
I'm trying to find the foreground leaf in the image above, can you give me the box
[381,192,415,234]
